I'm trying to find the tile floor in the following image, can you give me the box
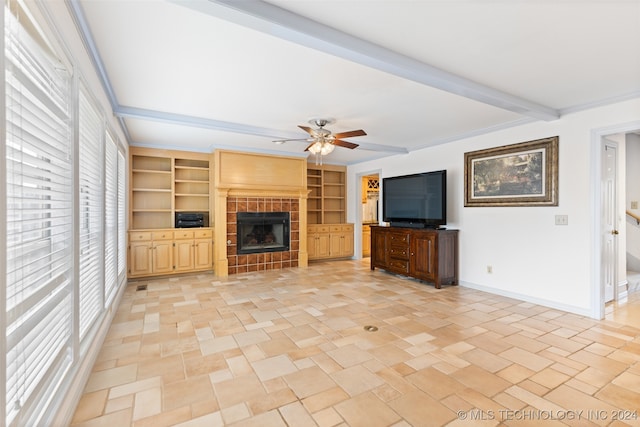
[71,259,640,427]
[606,289,640,329]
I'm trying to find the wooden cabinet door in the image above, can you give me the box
[329,224,353,257]
[411,232,436,280]
[342,232,354,256]
[317,233,331,258]
[307,233,318,259]
[329,233,342,257]
[194,238,212,270]
[309,232,331,259]
[174,239,194,272]
[153,240,174,274]
[371,228,388,268]
[129,241,152,276]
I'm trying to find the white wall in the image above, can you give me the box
[348,98,640,317]
[627,133,640,272]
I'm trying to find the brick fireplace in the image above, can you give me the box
[226,196,300,274]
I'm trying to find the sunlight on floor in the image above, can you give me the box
[605,288,640,329]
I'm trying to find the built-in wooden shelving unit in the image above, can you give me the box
[307,164,346,225]
[129,147,212,230]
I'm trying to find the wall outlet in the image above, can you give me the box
[632,201,639,209]
[487,265,493,274]
[555,215,568,225]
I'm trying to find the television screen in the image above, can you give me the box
[382,170,446,227]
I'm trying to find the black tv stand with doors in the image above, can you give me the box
[370,225,458,288]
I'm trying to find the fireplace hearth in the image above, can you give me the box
[237,212,290,255]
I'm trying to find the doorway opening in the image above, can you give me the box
[356,170,382,259]
[594,123,640,323]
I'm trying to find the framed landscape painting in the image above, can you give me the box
[464,136,558,207]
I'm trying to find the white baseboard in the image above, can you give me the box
[459,281,593,318]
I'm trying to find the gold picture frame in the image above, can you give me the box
[464,136,558,207]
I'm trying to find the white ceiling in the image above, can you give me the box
[74,0,640,165]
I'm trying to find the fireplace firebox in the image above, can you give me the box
[237,212,290,255]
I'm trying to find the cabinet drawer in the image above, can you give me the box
[152,231,173,240]
[329,225,342,232]
[194,229,212,239]
[309,226,329,233]
[129,231,152,242]
[174,230,194,240]
[389,245,410,260]
[388,259,410,273]
[389,233,410,244]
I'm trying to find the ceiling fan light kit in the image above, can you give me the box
[308,139,335,165]
[274,117,366,164]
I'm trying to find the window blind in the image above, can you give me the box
[117,150,126,279]
[104,132,118,304]
[4,4,73,425]
[78,88,103,340]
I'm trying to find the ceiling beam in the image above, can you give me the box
[172,0,559,121]
[115,106,302,140]
[115,106,408,153]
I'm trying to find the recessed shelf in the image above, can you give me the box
[133,188,172,192]
[131,169,172,174]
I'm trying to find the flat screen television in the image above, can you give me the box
[382,170,446,228]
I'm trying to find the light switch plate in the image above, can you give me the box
[555,215,568,225]
[632,201,639,209]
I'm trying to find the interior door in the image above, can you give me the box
[602,141,617,303]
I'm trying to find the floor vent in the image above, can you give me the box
[136,284,147,291]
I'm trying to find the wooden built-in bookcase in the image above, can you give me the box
[128,147,214,278]
[306,164,347,225]
[306,164,353,261]
[130,147,213,230]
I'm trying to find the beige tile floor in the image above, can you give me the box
[71,259,640,427]
[606,290,640,329]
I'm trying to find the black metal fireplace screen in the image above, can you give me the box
[237,212,290,254]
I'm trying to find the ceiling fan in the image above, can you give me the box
[274,118,366,162]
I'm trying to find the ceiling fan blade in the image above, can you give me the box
[298,125,315,135]
[272,138,309,144]
[333,139,359,149]
[304,142,317,152]
[333,129,366,139]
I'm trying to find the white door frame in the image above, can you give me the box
[591,120,640,319]
[602,139,618,304]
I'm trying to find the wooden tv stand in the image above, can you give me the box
[370,225,458,288]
